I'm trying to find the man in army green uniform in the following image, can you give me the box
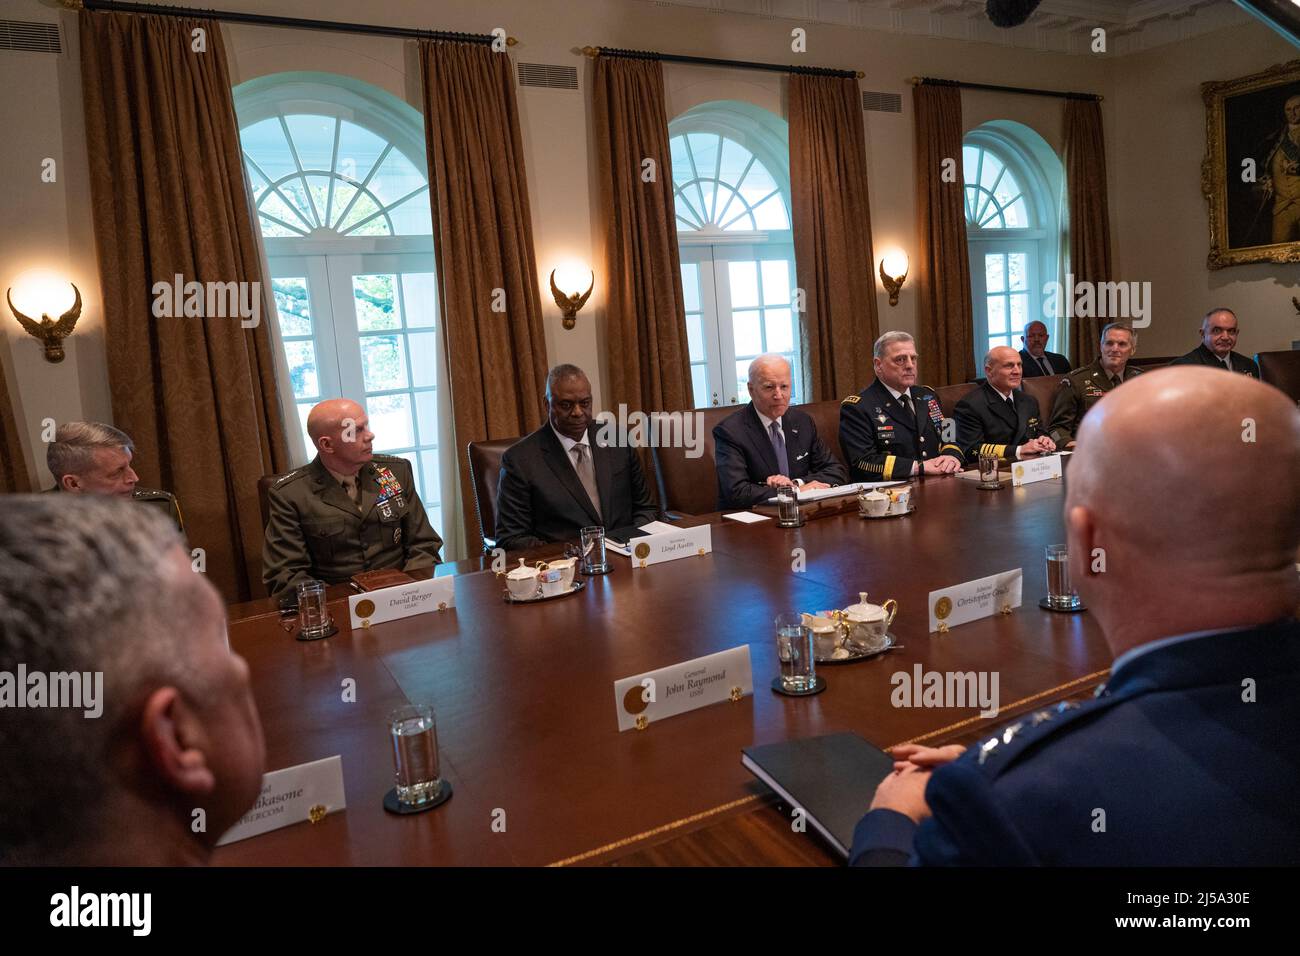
[45,421,184,532]
[262,398,442,597]
[1047,323,1144,449]
[839,331,964,481]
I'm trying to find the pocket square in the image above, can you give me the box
[795,451,809,461]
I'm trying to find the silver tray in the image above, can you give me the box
[503,578,586,604]
[815,632,897,663]
[859,505,915,519]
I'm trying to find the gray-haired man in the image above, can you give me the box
[839,332,964,482]
[1048,323,1145,449]
[0,496,265,864]
[45,421,184,532]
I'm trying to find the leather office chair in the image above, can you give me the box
[1021,375,1066,422]
[1257,350,1300,402]
[467,437,521,553]
[1128,355,1175,369]
[258,472,288,530]
[936,382,978,419]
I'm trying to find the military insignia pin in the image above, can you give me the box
[394,528,402,544]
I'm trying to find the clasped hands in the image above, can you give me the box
[764,475,830,490]
[868,743,966,824]
[1017,435,1057,458]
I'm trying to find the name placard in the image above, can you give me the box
[629,524,712,570]
[613,644,752,732]
[928,568,1023,633]
[348,576,454,628]
[1012,454,1063,487]
[216,755,346,845]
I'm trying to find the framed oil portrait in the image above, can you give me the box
[1202,59,1300,269]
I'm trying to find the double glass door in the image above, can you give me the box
[268,251,448,522]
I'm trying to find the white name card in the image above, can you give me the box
[348,576,455,628]
[928,568,1023,633]
[1012,453,1063,487]
[628,524,712,570]
[216,755,346,845]
[613,644,753,732]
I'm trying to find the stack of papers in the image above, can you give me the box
[723,511,771,524]
[765,481,902,503]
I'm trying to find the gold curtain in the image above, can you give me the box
[912,84,974,387]
[789,73,879,400]
[1064,99,1112,367]
[0,352,31,493]
[591,56,693,412]
[79,10,289,602]
[419,40,548,551]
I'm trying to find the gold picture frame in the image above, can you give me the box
[1202,58,1300,269]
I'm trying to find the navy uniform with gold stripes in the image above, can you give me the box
[839,379,963,482]
[953,381,1046,463]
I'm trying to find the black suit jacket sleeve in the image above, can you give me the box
[626,447,660,528]
[713,423,773,509]
[493,447,546,552]
[800,424,849,487]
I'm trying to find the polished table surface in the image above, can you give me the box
[214,471,1112,866]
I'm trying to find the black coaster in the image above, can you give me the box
[581,563,612,575]
[295,622,338,642]
[383,780,453,815]
[976,482,1005,491]
[771,675,827,696]
[1038,596,1087,613]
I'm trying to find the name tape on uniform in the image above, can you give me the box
[348,576,455,628]
[928,569,1023,633]
[216,755,346,845]
[613,645,753,732]
[1012,454,1063,487]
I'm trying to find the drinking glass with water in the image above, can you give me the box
[389,703,442,808]
[775,612,815,692]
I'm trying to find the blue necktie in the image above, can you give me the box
[769,421,789,477]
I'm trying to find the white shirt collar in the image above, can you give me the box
[991,383,1014,402]
[754,408,783,432]
[884,383,909,402]
[550,423,590,454]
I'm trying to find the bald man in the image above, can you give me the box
[262,398,442,597]
[1170,308,1260,378]
[953,346,1056,463]
[850,367,1300,865]
[713,354,847,509]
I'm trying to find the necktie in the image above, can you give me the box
[898,392,916,425]
[769,421,790,477]
[340,477,361,510]
[1039,356,1052,376]
[1223,355,1233,372]
[571,444,601,519]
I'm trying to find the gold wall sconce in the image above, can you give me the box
[878,250,909,307]
[549,266,594,330]
[7,273,82,363]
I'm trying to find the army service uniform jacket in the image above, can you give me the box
[45,485,184,533]
[839,380,963,482]
[262,454,442,597]
[1046,360,1144,446]
[953,382,1047,463]
[849,618,1300,865]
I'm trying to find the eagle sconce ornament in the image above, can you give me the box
[549,269,594,331]
[8,283,82,363]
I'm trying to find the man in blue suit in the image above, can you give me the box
[713,354,847,510]
[850,366,1300,865]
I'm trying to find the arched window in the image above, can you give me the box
[963,123,1064,368]
[234,73,449,537]
[670,102,799,408]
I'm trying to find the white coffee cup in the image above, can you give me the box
[548,557,577,588]
[888,486,911,515]
[861,490,890,517]
[539,567,569,597]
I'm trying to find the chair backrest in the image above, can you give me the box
[650,399,850,516]
[258,473,288,530]
[1129,355,1176,369]
[935,382,979,419]
[467,437,521,551]
[1021,375,1066,419]
[1257,349,1300,401]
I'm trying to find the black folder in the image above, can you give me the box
[741,732,895,859]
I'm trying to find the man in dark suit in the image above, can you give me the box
[713,354,847,509]
[1017,320,1070,378]
[494,364,659,550]
[850,367,1300,865]
[1170,308,1261,377]
[839,331,964,481]
[953,346,1056,463]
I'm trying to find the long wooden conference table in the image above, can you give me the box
[214,470,1112,866]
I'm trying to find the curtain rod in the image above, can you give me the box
[66,0,517,46]
[910,76,1101,102]
[583,45,863,80]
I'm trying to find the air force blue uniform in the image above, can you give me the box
[849,619,1300,866]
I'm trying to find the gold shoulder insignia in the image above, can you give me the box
[841,394,861,405]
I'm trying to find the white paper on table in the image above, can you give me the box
[764,481,903,504]
[723,511,771,523]
[636,520,678,535]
